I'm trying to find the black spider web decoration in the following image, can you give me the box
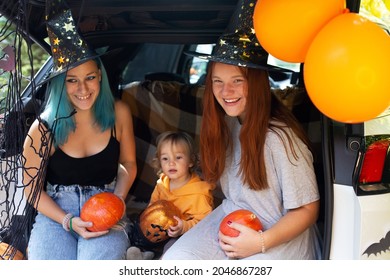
[0,0,50,259]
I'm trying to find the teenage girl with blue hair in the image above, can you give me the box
[22,58,137,259]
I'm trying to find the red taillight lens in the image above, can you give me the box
[359,139,390,184]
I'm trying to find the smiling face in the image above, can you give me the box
[65,60,101,111]
[159,140,193,185]
[211,62,248,122]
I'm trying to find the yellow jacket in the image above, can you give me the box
[149,173,214,234]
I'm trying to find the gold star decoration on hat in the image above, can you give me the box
[43,0,100,79]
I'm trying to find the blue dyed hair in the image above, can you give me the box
[41,58,115,147]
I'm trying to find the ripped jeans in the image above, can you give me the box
[27,183,130,260]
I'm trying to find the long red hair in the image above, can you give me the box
[200,62,311,190]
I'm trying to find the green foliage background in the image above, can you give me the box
[0,17,49,110]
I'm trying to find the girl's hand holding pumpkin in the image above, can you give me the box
[70,216,109,239]
[167,216,184,238]
[218,221,265,259]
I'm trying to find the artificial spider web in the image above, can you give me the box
[0,0,50,259]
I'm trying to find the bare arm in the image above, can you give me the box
[261,200,319,248]
[22,120,64,222]
[113,100,137,200]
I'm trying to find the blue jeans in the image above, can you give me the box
[27,183,130,260]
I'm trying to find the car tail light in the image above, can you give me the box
[359,138,390,184]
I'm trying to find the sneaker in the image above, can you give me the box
[126,247,143,260]
[141,250,155,260]
[126,246,155,260]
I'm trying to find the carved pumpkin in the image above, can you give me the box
[80,192,125,232]
[219,209,263,237]
[139,200,182,243]
[0,242,25,260]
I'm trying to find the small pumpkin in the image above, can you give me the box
[219,209,263,237]
[0,242,25,260]
[139,200,182,243]
[80,192,125,232]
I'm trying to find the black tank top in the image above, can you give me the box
[46,129,120,186]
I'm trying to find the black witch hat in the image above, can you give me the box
[44,0,100,81]
[187,0,281,70]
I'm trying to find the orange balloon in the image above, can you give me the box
[253,0,346,63]
[304,13,390,123]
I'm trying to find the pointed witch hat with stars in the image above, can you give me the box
[43,0,101,81]
[187,0,283,70]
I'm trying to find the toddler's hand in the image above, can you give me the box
[168,216,183,238]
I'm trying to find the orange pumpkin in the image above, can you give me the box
[0,242,25,260]
[80,192,125,232]
[219,209,263,237]
[139,200,182,243]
